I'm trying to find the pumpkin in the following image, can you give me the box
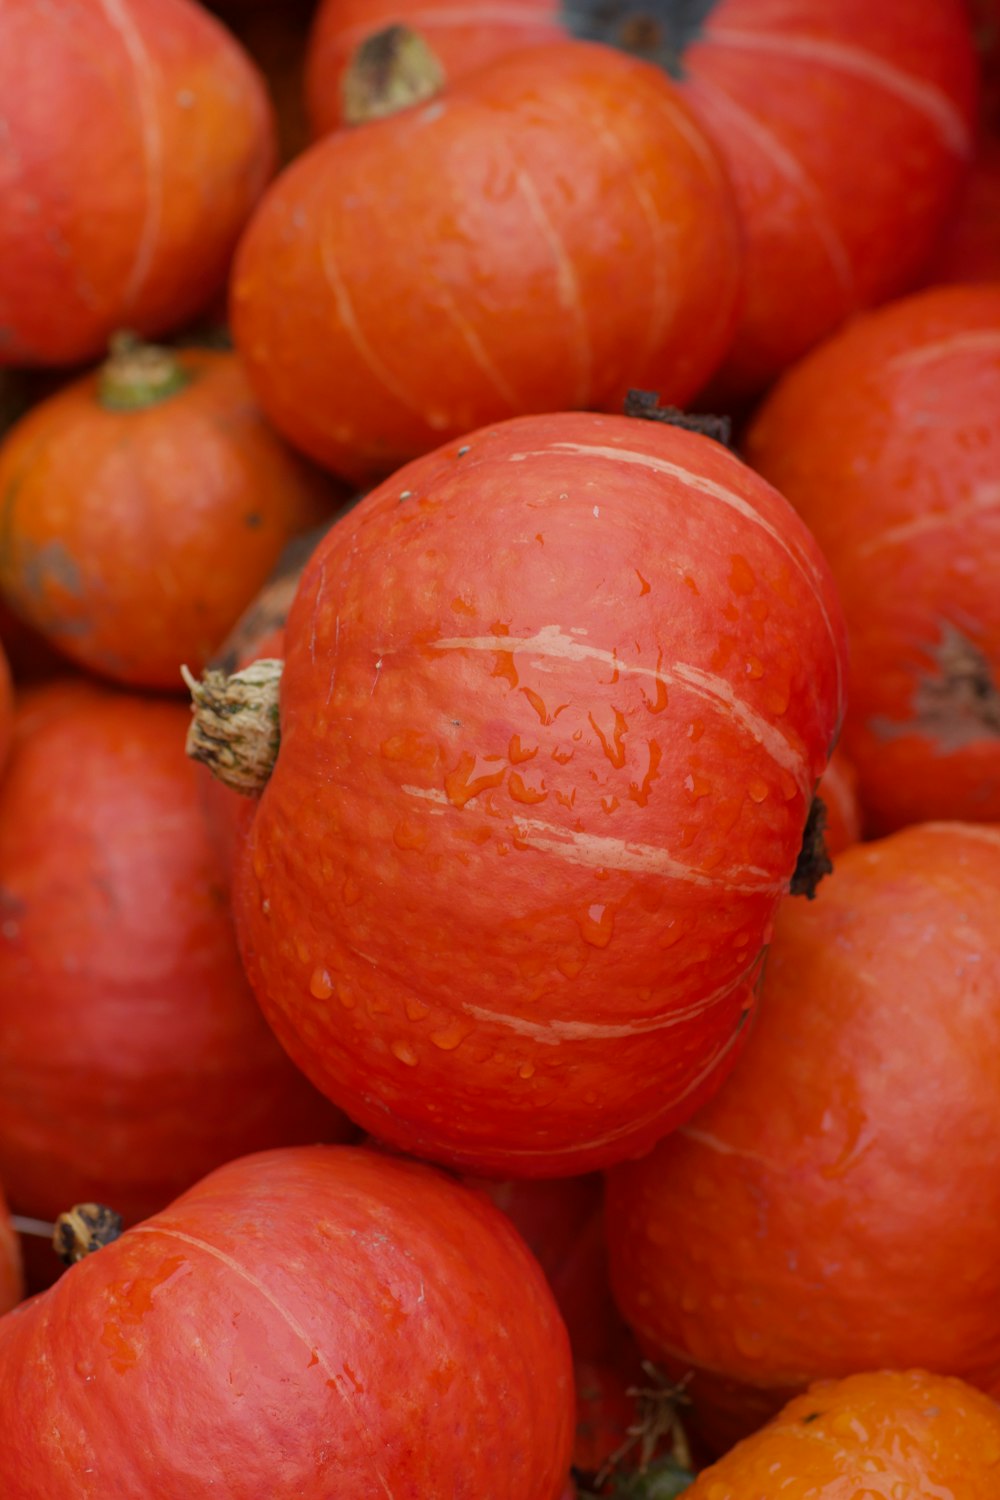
[188,408,847,1176]
[605,823,1000,1451]
[0,1145,575,1499]
[230,39,744,483]
[0,0,275,368]
[0,679,355,1253]
[0,1185,22,1316]
[683,1371,1000,1497]
[305,0,977,402]
[0,338,342,691]
[745,282,1000,835]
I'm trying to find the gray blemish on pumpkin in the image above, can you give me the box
[869,621,1000,753]
[23,538,84,600]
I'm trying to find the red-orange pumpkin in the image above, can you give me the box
[206,409,847,1176]
[745,282,1000,835]
[0,0,275,368]
[605,823,1000,1452]
[0,1185,22,1316]
[0,341,341,690]
[0,680,354,1243]
[231,40,743,483]
[0,1146,575,1499]
[305,0,977,402]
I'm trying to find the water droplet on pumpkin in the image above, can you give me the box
[589,708,628,768]
[338,989,356,1010]
[684,773,712,801]
[579,904,615,948]
[747,778,769,804]
[509,771,547,805]
[745,655,764,680]
[309,968,333,1000]
[444,751,506,808]
[390,1040,419,1067]
[429,1023,466,1051]
[508,734,537,764]
[518,1061,536,1080]
[732,1326,766,1360]
[393,819,430,851]
[405,999,430,1022]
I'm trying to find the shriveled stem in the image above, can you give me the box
[342,25,446,125]
[98,331,192,411]
[181,658,284,796]
[53,1204,124,1266]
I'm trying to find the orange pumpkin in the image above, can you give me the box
[606,823,1000,1451]
[191,409,847,1177]
[305,0,978,402]
[745,282,1000,834]
[0,340,342,690]
[231,39,744,483]
[684,1371,1000,1497]
[0,679,355,1249]
[0,0,275,367]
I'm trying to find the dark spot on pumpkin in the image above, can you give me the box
[623,389,732,448]
[869,620,1000,753]
[790,795,832,900]
[801,1410,823,1424]
[244,512,263,529]
[561,0,719,77]
[457,444,471,456]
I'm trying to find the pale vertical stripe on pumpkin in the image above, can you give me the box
[708,28,973,155]
[401,781,786,891]
[505,445,847,711]
[510,159,594,410]
[434,284,523,411]
[856,483,1000,559]
[429,624,813,798]
[885,329,1000,371]
[129,1223,397,1500]
[459,951,767,1042]
[96,0,165,311]
[460,1017,754,1161]
[578,112,672,379]
[318,225,434,420]
[684,75,857,309]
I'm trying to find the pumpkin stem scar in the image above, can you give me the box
[97,330,193,411]
[623,389,733,448]
[52,1204,124,1266]
[869,621,1000,752]
[789,794,833,900]
[342,25,446,127]
[181,658,283,797]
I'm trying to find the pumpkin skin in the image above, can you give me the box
[605,823,1000,1452]
[305,0,977,402]
[0,345,340,690]
[231,41,744,484]
[0,1184,22,1316]
[228,410,847,1176]
[0,1145,575,1500]
[684,1370,1000,1497]
[745,283,1000,835]
[0,680,354,1242]
[0,0,276,368]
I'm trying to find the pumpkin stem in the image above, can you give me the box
[342,25,446,125]
[52,1204,124,1266]
[98,331,193,412]
[181,658,284,796]
[789,794,833,900]
[623,389,732,448]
